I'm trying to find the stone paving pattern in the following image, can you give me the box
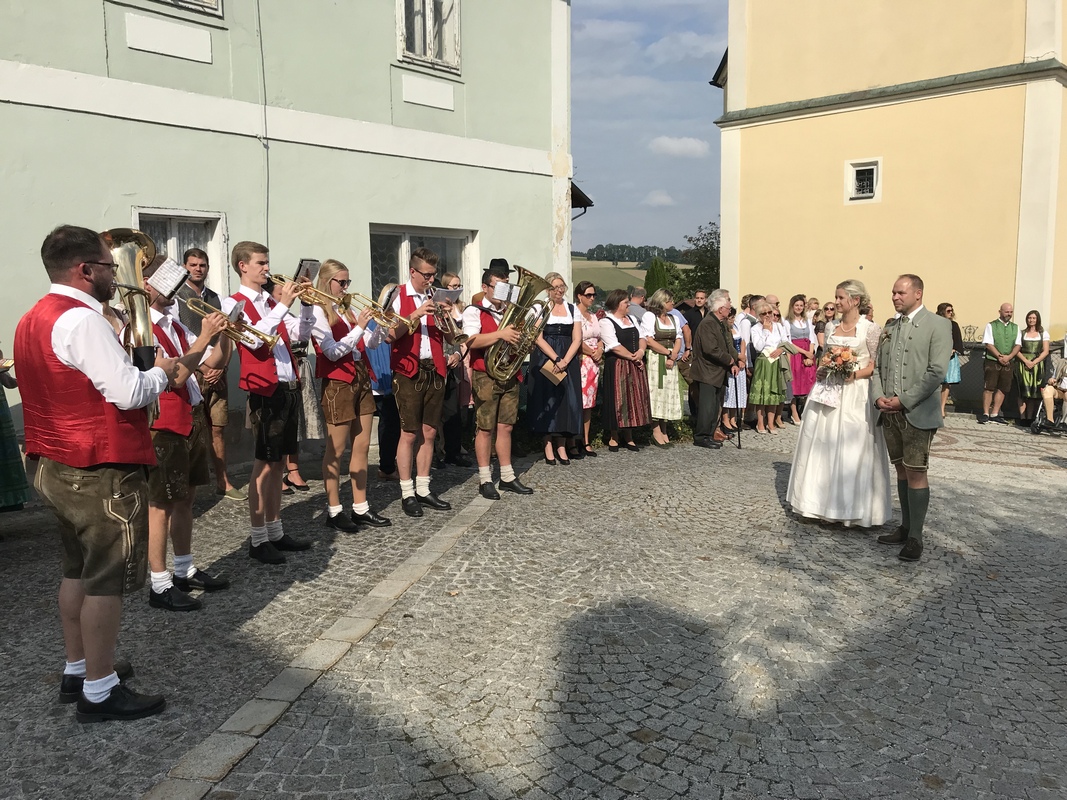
[1,416,1065,799]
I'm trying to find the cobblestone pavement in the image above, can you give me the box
[2,415,1065,799]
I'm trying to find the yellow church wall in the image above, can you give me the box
[744,0,1027,109]
[1050,92,1067,342]
[736,86,1026,337]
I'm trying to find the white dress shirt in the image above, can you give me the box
[150,306,205,406]
[220,285,314,383]
[639,310,682,342]
[599,313,637,352]
[392,280,432,359]
[462,298,504,337]
[750,323,786,354]
[309,305,375,362]
[49,284,169,411]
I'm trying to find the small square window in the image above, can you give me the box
[845,159,882,204]
[400,0,460,72]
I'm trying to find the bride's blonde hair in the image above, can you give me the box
[836,279,870,311]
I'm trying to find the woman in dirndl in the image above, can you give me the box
[1016,309,1050,423]
[748,300,787,434]
[936,302,965,418]
[598,288,651,451]
[640,289,683,447]
[784,294,818,424]
[573,281,603,457]
[528,273,583,465]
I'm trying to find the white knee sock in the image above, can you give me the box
[328,504,344,517]
[478,466,493,484]
[352,501,370,515]
[499,464,516,482]
[82,672,119,704]
[415,476,431,496]
[64,659,86,677]
[173,554,194,579]
[150,570,173,593]
[400,479,415,499]
[250,525,269,546]
[265,519,283,542]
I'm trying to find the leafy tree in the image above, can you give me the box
[679,222,721,297]
[644,257,684,297]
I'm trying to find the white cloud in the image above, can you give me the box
[649,136,710,158]
[573,18,645,43]
[646,31,725,66]
[642,190,677,208]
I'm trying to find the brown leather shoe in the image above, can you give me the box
[877,527,909,545]
[713,429,727,442]
[898,538,923,562]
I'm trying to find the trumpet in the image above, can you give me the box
[427,287,469,346]
[270,274,350,310]
[344,284,418,335]
[184,298,281,350]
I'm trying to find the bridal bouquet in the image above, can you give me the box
[809,346,859,409]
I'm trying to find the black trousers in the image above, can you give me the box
[375,394,401,474]
[694,381,724,442]
[440,369,463,459]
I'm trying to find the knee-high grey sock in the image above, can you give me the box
[897,480,910,531]
[907,487,930,543]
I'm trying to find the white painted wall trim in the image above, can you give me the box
[0,59,552,176]
[726,0,748,112]
[401,73,455,111]
[1026,0,1063,61]
[549,0,573,281]
[1014,78,1061,321]
[125,11,213,64]
[719,128,741,297]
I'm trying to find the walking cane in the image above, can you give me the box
[732,367,741,450]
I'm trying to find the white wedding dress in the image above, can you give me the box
[786,317,892,527]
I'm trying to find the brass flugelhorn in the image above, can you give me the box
[270,273,350,310]
[184,298,281,350]
[427,286,469,346]
[344,283,419,335]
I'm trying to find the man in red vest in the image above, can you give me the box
[15,225,180,722]
[141,258,231,611]
[220,241,315,564]
[462,267,535,500]
[388,247,455,517]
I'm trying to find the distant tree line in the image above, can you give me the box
[582,243,694,265]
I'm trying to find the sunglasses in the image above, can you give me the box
[581,292,595,298]
[331,278,352,288]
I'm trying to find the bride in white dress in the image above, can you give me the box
[786,280,892,527]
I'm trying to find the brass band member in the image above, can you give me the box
[219,241,315,564]
[462,266,534,499]
[309,259,391,531]
[141,259,231,611]
[388,247,455,517]
[15,225,180,722]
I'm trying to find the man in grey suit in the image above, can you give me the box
[690,296,738,449]
[871,274,952,562]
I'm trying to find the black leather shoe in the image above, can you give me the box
[499,478,533,495]
[76,684,166,723]
[877,527,909,545]
[898,538,923,562]
[624,442,640,452]
[416,492,451,511]
[326,513,361,533]
[607,443,619,452]
[60,661,133,704]
[479,482,500,500]
[693,438,722,449]
[149,586,202,612]
[173,568,230,592]
[402,497,423,517]
[249,541,286,564]
[583,447,598,458]
[273,533,311,551]
[353,510,391,528]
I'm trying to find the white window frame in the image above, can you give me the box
[396,0,462,74]
[371,224,478,290]
[146,0,223,17]
[845,158,882,204]
[131,207,229,297]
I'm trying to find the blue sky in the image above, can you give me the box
[570,0,728,252]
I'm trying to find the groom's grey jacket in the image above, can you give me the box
[871,306,953,430]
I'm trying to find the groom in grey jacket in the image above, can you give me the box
[871,274,952,562]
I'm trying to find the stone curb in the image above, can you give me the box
[143,489,493,798]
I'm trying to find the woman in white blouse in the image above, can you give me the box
[641,289,683,447]
[598,288,652,451]
[310,260,390,532]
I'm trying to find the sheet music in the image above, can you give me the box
[147,258,190,300]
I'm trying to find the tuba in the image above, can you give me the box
[485,266,552,382]
[101,228,159,421]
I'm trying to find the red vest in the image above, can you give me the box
[230,291,295,396]
[151,321,193,436]
[313,314,378,386]
[390,286,446,379]
[469,307,499,374]
[14,293,156,468]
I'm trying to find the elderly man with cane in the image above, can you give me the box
[691,296,739,450]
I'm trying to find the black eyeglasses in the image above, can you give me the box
[413,269,436,279]
[581,292,596,298]
[85,260,117,271]
[331,278,352,289]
